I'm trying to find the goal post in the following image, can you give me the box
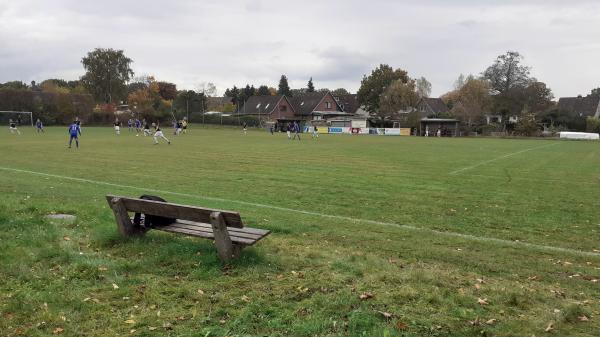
[0,111,34,127]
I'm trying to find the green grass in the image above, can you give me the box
[1,125,599,336]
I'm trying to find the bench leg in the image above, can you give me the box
[109,197,145,237]
[210,211,239,263]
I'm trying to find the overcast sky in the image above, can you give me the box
[1,0,599,98]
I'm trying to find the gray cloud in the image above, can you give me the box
[0,0,599,97]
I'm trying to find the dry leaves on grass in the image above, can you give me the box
[377,311,393,319]
[477,298,489,305]
[112,283,119,290]
[62,236,70,241]
[545,322,554,332]
[578,315,589,322]
[395,321,408,330]
[359,292,374,300]
[53,327,64,334]
[124,319,135,324]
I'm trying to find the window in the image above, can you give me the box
[279,105,287,112]
[313,115,322,120]
[326,102,331,109]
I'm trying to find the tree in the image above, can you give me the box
[332,88,350,96]
[482,51,531,94]
[590,88,600,97]
[377,79,419,122]
[278,75,291,96]
[197,82,217,97]
[257,85,270,96]
[522,81,554,115]
[80,48,134,103]
[415,77,432,98]
[0,81,29,90]
[307,77,315,92]
[357,64,410,114]
[224,86,240,106]
[451,78,492,129]
[157,82,177,100]
[586,117,600,133]
[514,108,539,136]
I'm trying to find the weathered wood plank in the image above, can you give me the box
[169,222,265,240]
[155,226,256,245]
[177,220,269,236]
[107,195,244,228]
[210,212,237,262]
[106,196,145,236]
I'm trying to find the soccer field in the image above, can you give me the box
[1,126,599,336]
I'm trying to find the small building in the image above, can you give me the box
[419,118,460,137]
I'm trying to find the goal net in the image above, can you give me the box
[0,111,33,127]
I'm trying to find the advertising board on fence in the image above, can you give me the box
[329,127,351,134]
[384,128,401,135]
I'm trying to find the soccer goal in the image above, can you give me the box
[0,111,34,127]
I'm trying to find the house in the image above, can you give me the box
[290,92,349,122]
[237,95,296,123]
[557,95,600,119]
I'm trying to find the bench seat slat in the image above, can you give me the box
[170,222,266,240]
[177,220,270,236]
[155,225,257,245]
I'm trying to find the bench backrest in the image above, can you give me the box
[105,195,244,228]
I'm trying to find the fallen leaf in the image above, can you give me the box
[395,321,408,330]
[476,278,485,284]
[53,327,64,334]
[98,267,108,271]
[377,311,393,319]
[359,292,374,300]
[124,319,135,324]
[148,327,157,331]
[474,284,481,290]
[241,295,250,302]
[112,283,119,290]
[197,289,204,295]
[63,236,70,241]
[477,298,489,305]
[485,318,497,325]
[545,322,554,332]
[468,318,481,326]
[528,276,539,281]
[578,315,589,322]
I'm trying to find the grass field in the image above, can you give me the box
[1,125,599,337]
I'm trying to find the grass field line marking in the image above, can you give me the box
[2,165,599,258]
[448,142,560,175]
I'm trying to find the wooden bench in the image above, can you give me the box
[105,195,270,262]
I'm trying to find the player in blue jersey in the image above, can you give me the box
[134,118,142,136]
[35,118,44,133]
[68,121,82,148]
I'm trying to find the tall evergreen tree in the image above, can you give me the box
[307,77,315,92]
[278,75,291,97]
[257,85,270,96]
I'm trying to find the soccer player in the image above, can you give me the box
[127,118,133,132]
[35,118,44,133]
[9,119,21,135]
[286,122,292,139]
[181,117,188,134]
[114,118,121,135]
[312,125,319,139]
[242,122,247,135]
[134,118,142,136]
[143,119,152,137]
[68,120,82,148]
[153,123,171,145]
[175,120,183,135]
[292,121,301,140]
